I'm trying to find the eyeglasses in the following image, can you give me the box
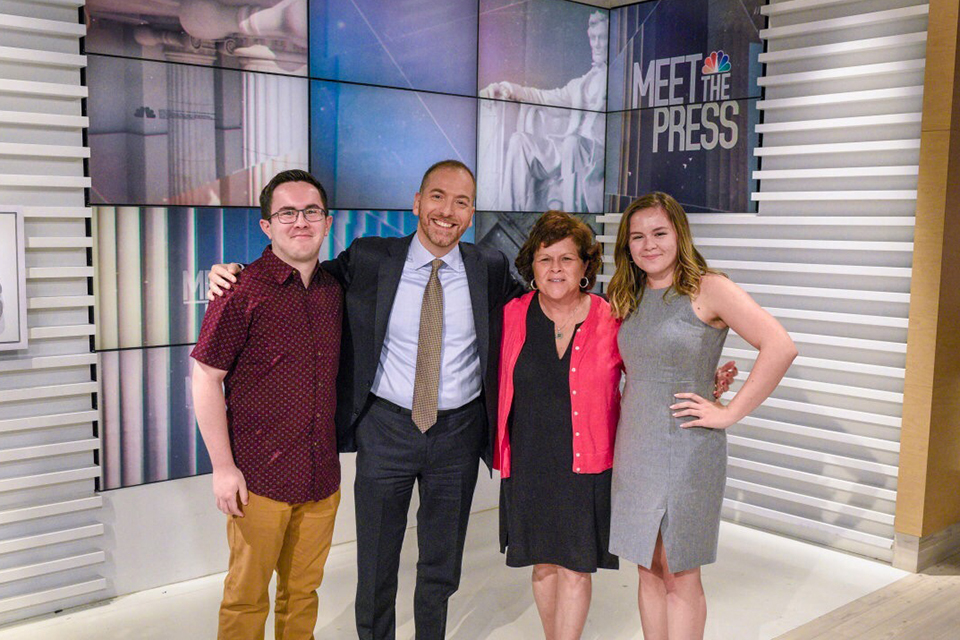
[270,207,328,224]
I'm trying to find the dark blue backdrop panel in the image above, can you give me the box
[311,81,478,211]
[309,0,478,95]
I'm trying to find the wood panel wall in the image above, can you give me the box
[896,0,960,540]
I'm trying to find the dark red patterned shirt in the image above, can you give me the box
[191,247,342,504]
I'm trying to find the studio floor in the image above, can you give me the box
[0,509,931,639]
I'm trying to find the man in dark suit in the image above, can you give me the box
[326,160,521,640]
[210,160,522,640]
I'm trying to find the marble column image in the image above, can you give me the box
[240,68,309,200]
[168,207,201,477]
[95,206,122,490]
[477,100,509,211]
[165,55,218,204]
[116,207,145,487]
[143,207,171,482]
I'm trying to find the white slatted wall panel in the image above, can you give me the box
[601,0,926,561]
[0,0,104,622]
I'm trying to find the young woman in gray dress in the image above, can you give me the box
[606,192,797,640]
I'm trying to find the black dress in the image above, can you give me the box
[499,295,618,573]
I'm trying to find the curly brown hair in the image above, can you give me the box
[515,210,602,290]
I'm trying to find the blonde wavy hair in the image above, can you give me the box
[607,192,721,319]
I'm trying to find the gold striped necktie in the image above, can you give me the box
[411,258,444,432]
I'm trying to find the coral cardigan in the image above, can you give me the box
[495,292,623,478]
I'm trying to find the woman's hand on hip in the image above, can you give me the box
[671,392,737,430]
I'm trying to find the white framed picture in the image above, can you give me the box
[0,208,27,351]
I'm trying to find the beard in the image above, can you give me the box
[420,217,463,249]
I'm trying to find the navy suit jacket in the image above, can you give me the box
[322,233,523,468]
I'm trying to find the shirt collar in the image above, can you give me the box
[407,233,464,273]
[259,245,319,285]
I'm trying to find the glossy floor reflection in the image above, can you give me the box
[0,509,906,640]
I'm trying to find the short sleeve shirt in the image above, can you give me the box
[191,247,342,504]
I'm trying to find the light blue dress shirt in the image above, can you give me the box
[370,234,481,410]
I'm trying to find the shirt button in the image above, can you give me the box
[576,467,581,472]
[571,367,576,372]
[574,411,579,416]
[575,431,580,436]
[572,390,577,395]
[575,346,580,350]
[576,452,581,457]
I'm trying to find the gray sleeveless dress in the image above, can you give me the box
[610,287,729,573]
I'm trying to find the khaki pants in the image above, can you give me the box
[218,489,340,640]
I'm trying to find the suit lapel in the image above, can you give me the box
[374,235,413,355]
[461,243,489,379]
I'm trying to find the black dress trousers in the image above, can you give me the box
[353,397,485,640]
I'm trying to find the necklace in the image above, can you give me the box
[543,295,586,340]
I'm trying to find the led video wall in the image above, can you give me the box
[87,0,759,489]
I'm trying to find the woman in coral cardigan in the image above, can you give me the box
[495,210,621,640]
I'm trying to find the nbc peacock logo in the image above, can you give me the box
[702,51,731,75]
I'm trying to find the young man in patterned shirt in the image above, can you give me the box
[191,170,342,640]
